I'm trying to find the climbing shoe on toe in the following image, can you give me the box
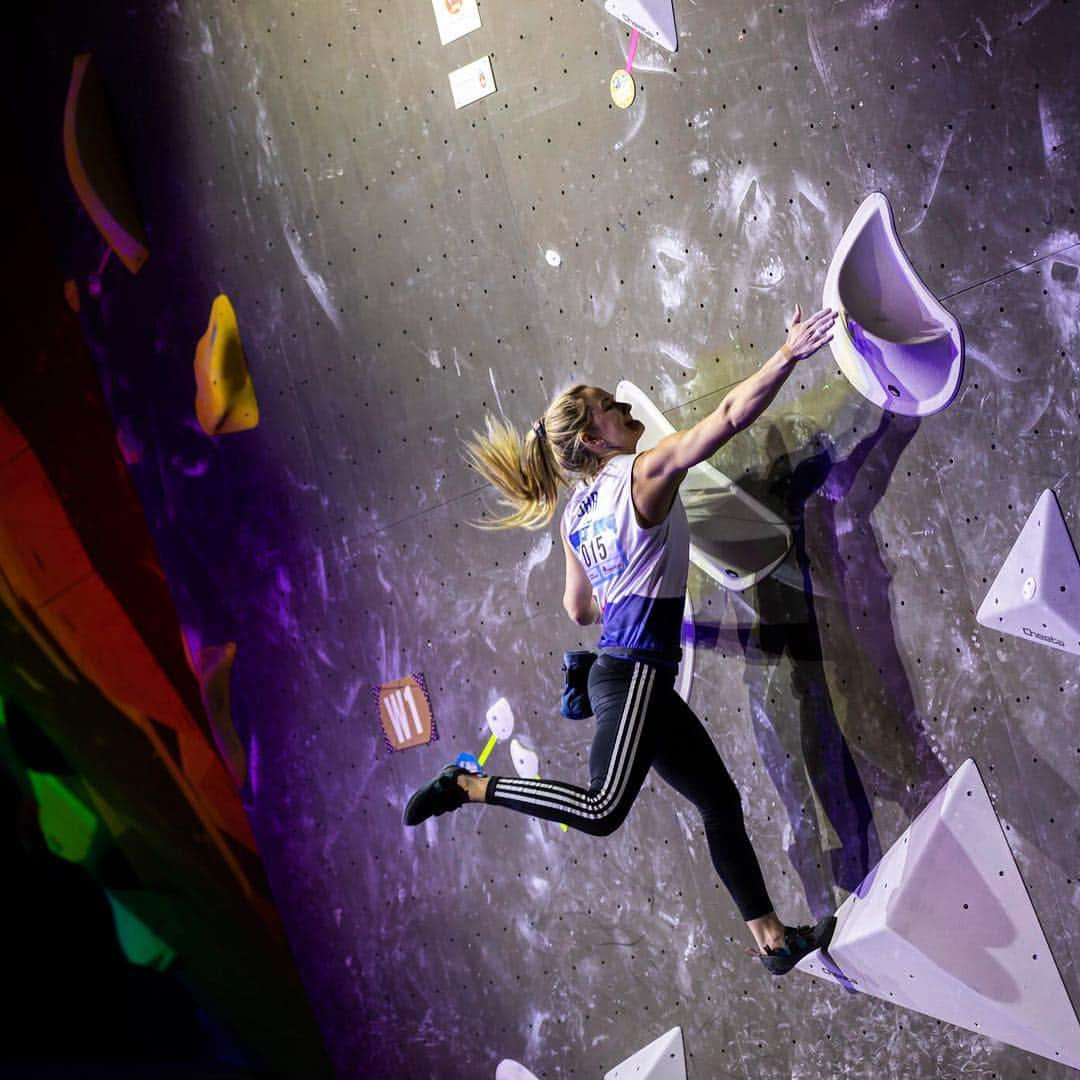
[403,764,470,826]
[760,916,837,976]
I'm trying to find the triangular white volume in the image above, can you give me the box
[615,381,792,591]
[605,1026,686,1080]
[495,1062,539,1080]
[823,191,964,416]
[976,489,1080,656]
[797,759,1080,1069]
[605,0,677,52]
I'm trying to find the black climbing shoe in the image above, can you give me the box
[403,764,470,826]
[760,916,837,976]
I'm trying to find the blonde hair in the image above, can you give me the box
[465,385,600,529]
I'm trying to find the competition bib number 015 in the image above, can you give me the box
[570,514,627,587]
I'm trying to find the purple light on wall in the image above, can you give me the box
[855,863,879,900]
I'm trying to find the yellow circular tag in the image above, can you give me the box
[610,69,636,109]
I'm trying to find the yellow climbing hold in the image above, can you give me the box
[194,295,259,436]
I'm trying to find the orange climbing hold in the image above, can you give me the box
[194,295,259,436]
[63,54,149,274]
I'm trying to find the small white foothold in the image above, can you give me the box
[510,737,539,778]
[486,697,515,740]
[545,249,562,268]
[1023,576,1038,600]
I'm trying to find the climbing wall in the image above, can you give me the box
[16,0,1078,1075]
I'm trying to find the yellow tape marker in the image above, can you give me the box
[477,732,498,769]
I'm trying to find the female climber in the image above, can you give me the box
[404,304,838,975]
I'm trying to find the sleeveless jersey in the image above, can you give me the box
[561,452,689,662]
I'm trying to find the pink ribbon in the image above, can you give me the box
[625,28,640,72]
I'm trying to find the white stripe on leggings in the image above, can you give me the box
[495,668,652,817]
[493,663,655,821]
[493,662,646,814]
[494,660,648,812]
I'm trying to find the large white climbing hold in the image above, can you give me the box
[605,1026,686,1080]
[674,594,693,705]
[797,759,1080,1069]
[976,489,1080,656]
[823,191,965,416]
[615,380,791,591]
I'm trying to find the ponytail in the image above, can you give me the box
[465,385,597,530]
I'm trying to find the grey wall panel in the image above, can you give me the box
[32,0,1080,1074]
[805,0,1079,297]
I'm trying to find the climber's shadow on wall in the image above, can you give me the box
[693,408,948,916]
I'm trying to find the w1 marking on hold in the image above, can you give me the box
[377,674,435,751]
[384,685,423,743]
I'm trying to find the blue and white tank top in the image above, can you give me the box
[561,452,689,662]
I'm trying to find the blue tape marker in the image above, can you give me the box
[454,752,484,776]
[818,948,858,995]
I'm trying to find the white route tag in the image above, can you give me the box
[431,0,481,46]
[448,55,497,109]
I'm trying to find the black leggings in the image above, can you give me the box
[485,655,774,921]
